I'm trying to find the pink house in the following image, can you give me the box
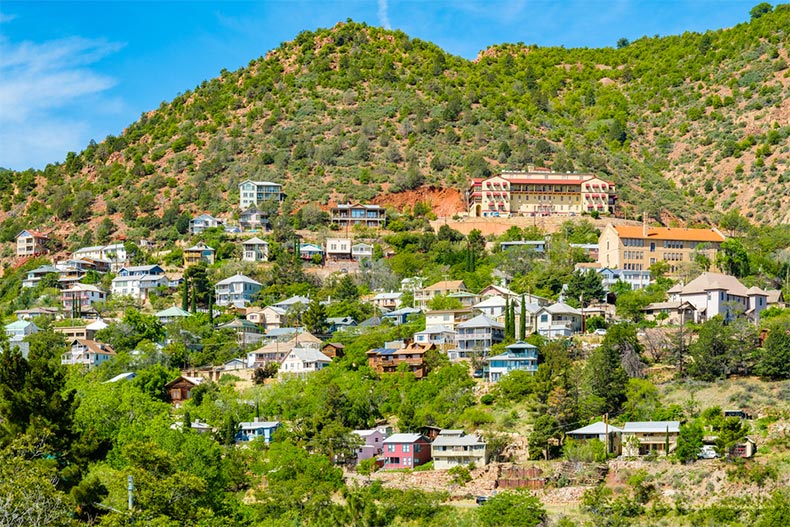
[351,429,385,464]
[382,433,431,469]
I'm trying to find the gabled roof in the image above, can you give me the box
[272,295,311,307]
[242,237,268,245]
[155,306,191,318]
[192,213,220,221]
[383,433,426,444]
[239,179,282,187]
[567,421,623,435]
[679,272,753,297]
[85,319,109,331]
[474,296,508,309]
[383,307,421,317]
[5,320,37,331]
[543,302,582,315]
[71,339,116,355]
[613,225,725,243]
[374,291,402,300]
[622,421,680,433]
[424,279,466,292]
[216,274,262,287]
[185,243,215,252]
[415,325,455,335]
[285,347,331,363]
[18,229,49,239]
[165,375,204,388]
[457,314,504,329]
[352,429,381,437]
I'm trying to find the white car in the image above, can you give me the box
[698,445,718,459]
[593,328,607,336]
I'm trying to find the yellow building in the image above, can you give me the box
[467,169,616,217]
[598,224,725,273]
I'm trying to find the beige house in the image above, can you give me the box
[467,169,616,218]
[184,242,215,266]
[424,308,473,331]
[598,224,724,273]
[431,430,487,469]
[325,238,352,260]
[415,280,468,309]
[621,421,680,457]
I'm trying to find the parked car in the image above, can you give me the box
[593,328,607,336]
[476,495,491,505]
[698,445,718,459]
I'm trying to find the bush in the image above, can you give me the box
[448,465,472,486]
[480,394,496,405]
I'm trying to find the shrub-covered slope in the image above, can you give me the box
[1,6,789,249]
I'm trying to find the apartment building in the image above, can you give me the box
[467,169,616,218]
[598,224,725,273]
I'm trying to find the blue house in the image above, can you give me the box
[235,419,281,444]
[485,341,539,382]
[382,307,422,325]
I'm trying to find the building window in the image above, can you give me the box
[387,444,395,452]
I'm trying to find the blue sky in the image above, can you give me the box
[0,0,761,170]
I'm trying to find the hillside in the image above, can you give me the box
[1,5,789,250]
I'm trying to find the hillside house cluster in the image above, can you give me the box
[355,428,487,470]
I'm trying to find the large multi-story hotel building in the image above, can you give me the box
[598,224,725,272]
[467,169,616,217]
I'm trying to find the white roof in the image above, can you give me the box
[567,421,623,435]
[216,274,262,287]
[286,347,331,363]
[544,302,582,315]
[352,429,380,437]
[243,237,268,245]
[622,421,680,433]
[432,432,485,448]
[383,433,424,444]
[85,319,109,331]
[415,325,455,335]
[104,372,137,383]
[374,291,402,300]
[239,420,280,430]
[680,272,754,297]
[457,314,504,329]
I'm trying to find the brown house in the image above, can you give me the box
[165,375,204,407]
[366,341,434,379]
[322,342,345,359]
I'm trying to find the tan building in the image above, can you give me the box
[415,280,467,309]
[16,230,50,257]
[184,242,215,266]
[598,224,725,273]
[467,169,616,218]
[621,421,680,457]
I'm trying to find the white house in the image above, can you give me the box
[413,325,456,350]
[4,320,39,358]
[621,421,681,457]
[241,237,269,262]
[248,305,287,329]
[425,309,473,331]
[214,274,262,307]
[61,339,116,368]
[352,243,373,261]
[239,180,285,209]
[279,347,331,377]
[668,272,768,323]
[189,213,224,235]
[326,238,352,260]
[72,245,105,261]
[16,230,49,257]
[21,265,60,288]
[111,273,169,303]
[535,303,582,338]
[431,430,487,469]
[565,421,623,455]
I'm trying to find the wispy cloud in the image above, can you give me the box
[0,12,17,23]
[378,0,392,30]
[0,35,123,169]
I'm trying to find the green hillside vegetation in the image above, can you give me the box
[1,5,790,251]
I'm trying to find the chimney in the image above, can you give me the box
[642,214,648,238]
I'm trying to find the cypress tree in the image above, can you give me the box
[509,299,516,339]
[207,289,214,323]
[182,279,189,311]
[190,286,197,314]
[504,299,511,337]
[519,294,526,340]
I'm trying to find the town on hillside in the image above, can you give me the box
[3,165,790,525]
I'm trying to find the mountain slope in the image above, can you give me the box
[1,6,789,250]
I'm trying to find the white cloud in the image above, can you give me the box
[0,36,123,169]
[378,0,392,30]
[0,12,17,23]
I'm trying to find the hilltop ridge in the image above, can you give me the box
[1,6,789,250]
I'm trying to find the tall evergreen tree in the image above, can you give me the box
[519,294,527,340]
[182,278,190,311]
